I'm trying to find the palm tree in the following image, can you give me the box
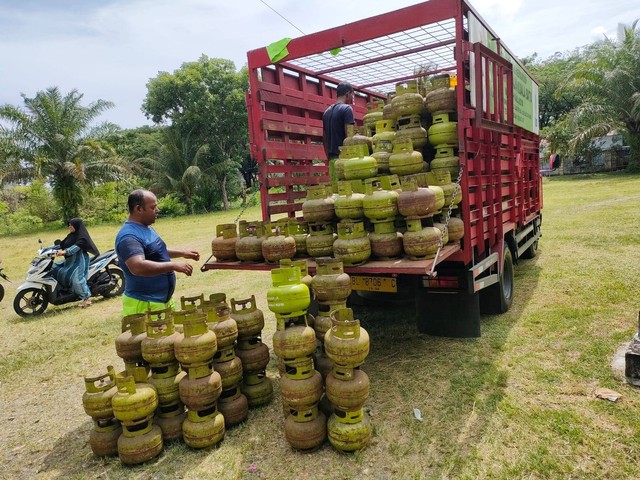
[0,87,129,219]
[562,20,640,172]
[139,128,208,213]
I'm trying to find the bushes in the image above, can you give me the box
[157,193,187,217]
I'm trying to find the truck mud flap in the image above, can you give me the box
[415,290,480,338]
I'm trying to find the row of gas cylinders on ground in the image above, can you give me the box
[211,174,463,266]
[81,293,272,464]
[267,257,372,451]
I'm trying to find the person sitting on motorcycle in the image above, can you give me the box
[52,218,100,308]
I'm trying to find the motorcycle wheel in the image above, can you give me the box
[0,284,4,303]
[14,288,49,317]
[102,267,125,298]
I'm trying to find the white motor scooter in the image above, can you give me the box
[13,240,125,317]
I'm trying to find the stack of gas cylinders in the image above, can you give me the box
[209,76,464,267]
[267,260,327,451]
[81,292,275,464]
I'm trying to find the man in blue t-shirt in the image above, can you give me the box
[115,189,200,316]
[322,82,355,182]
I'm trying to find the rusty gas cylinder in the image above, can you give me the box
[141,308,180,366]
[212,346,244,389]
[147,363,185,406]
[402,217,441,260]
[230,295,264,339]
[241,372,274,407]
[311,257,351,303]
[371,119,396,174]
[272,315,317,361]
[395,114,428,150]
[369,220,403,259]
[430,148,459,179]
[262,222,296,263]
[433,222,449,245]
[302,184,335,223]
[115,314,147,364]
[333,220,371,267]
[206,305,238,350]
[201,292,227,314]
[112,374,158,423]
[326,368,370,411]
[362,179,399,222]
[314,300,347,341]
[305,222,336,258]
[445,215,464,243]
[424,86,456,114]
[217,386,249,427]
[211,223,238,261]
[235,221,265,262]
[324,308,370,368]
[327,408,372,452]
[280,357,323,409]
[155,401,186,442]
[362,99,384,137]
[117,420,163,465]
[398,178,437,218]
[235,337,270,373]
[314,349,334,381]
[182,405,225,449]
[89,417,121,457]
[179,363,222,410]
[289,219,309,256]
[343,124,373,154]
[284,405,327,451]
[291,259,313,289]
[391,80,424,117]
[82,365,117,420]
[174,312,217,367]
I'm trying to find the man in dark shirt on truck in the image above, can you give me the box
[115,189,200,316]
[322,82,355,181]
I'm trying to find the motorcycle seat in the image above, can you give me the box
[90,250,115,265]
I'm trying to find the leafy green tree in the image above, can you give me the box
[0,87,130,219]
[142,56,250,210]
[562,20,640,172]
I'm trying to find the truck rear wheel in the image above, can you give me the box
[479,244,513,314]
[520,239,538,259]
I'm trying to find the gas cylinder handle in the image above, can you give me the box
[84,365,116,393]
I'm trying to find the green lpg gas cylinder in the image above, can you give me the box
[334,181,365,220]
[311,257,351,303]
[280,357,323,409]
[235,221,265,262]
[326,368,370,411]
[174,312,217,367]
[241,372,274,407]
[362,99,384,137]
[306,222,336,257]
[154,402,187,442]
[395,114,428,150]
[117,422,163,465]
[428,112,458,147]
[141,309,180,366]
[82,365,118,420]
[267,265,310,317]
[217,386,249,427]
[302,185,335,223]
[147,363,186,406]
[207,305,238,350]
[333,220,371,266]
[327,408,372,452]
[343,143,377,180]
[314,300,347,341]
[391,80,424,117]
[389,139,424,176]
[342,124,373,154]
[402,218,441,260]
[115,314,147,364]
[89,417,121,457]
[112,374,158,423]
[272,316,317,361]
[212,346,244,389]
[182,405,225,449]
[362,180,398,222]
[324,308,370,368]
[230,295,264,339]
[371,119,396,173]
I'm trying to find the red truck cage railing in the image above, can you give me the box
[245,0,541,269]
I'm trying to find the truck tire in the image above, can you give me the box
[479,244,513,314]
[520,239,538,259]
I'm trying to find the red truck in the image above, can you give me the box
[203,0,542,338]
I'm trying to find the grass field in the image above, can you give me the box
[1,172,639,480]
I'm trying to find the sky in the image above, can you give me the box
[1,0,638,129]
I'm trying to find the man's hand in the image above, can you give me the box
[173,262,194,276]
[183,250,200,261]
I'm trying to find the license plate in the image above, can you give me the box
[351,276,397,293]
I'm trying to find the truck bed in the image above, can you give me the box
[201,244,460,275]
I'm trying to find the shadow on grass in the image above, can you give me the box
[342,255,542,477]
